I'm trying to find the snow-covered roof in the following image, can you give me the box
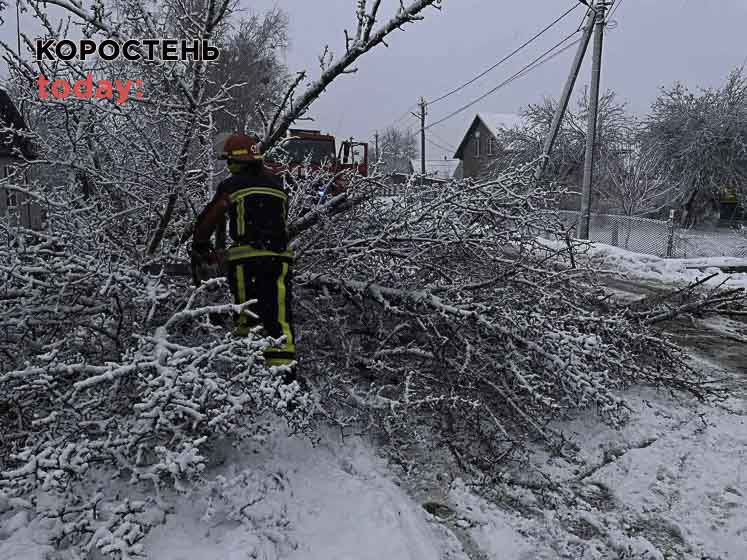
[475,113,526,139]
[409,158,461,178]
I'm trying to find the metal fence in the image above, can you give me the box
[371,181,747,259]
[555,210,747,259]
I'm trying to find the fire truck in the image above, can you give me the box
[267,129,369,201]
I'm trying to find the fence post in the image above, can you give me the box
[666,209,676,258]
[611,217,619,246]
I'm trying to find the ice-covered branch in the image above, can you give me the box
[260,0,442,149]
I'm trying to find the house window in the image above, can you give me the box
[474,131,481,158]
[487,138,496,157]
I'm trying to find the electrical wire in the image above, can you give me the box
[390,105,419,128]
[428,129,457,151]
[577,6,592,31]
[367,104,420,141]
[428,3,580,106]
[426,136,455,153]
[607,0,624,20]
[424,30,582,132]
[368,3,582,139]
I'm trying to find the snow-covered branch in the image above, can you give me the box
[260,0,442,149]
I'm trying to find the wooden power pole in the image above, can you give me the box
[578,0,608,239]
[419,97,427,175]
[534,7,596,181]
[16,1,22,57]
[410,98,428,176]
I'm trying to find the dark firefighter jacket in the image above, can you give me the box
[193,167,289,259]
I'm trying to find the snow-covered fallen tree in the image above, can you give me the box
[1,164,739,558]
[0,226,310,557]
[287,162,734,477]
[1,0,448,554]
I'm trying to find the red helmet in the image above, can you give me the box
[219,133,263,161]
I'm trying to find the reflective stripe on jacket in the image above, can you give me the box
[193,168,289,252]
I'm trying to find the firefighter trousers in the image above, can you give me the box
[226,246,296,367]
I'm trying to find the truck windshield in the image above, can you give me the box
[283,138,336,165]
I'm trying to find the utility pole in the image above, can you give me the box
[374,131,380,162]
[418,97,427,175]
[16,1,22,57]
[534,7,596,181]
[578,0,608,239]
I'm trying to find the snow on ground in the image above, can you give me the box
[538,237,747,289]
[0,422,468,560]
[700,315,747,344]
[2,256,745,559]
[144,425,468,560]
[441,382,747,559]
[2,374,744,560]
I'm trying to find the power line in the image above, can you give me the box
[390,105,419,128]
[607,0,624,20]
[428,3,580,106]
[368,3,581,139]
[426,136,454,153]
[369,104,420,139]
[429,129,457,151]
[425,30,583,132]
[577,6,592,31]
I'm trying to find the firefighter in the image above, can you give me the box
[191,133,296,370]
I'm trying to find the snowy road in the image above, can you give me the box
[599,274,747,387]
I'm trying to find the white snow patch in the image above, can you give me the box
[0,423,466,560]
[538,237,747,289]
[448,480,537,559]
[536,383,747,559]
[144,425,467,559]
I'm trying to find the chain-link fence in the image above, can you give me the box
[555,210,747,259]
[372,178,747,259]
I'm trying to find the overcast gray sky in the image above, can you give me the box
[242,0,747,158]
[3,0,747,158]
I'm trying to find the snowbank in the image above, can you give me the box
[538,237,747,289]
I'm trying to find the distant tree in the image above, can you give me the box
[378,126,417,174]
[641,68,747,228]
[597,135,681,217]
[205,8,290,134]
[500,89,631,185]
